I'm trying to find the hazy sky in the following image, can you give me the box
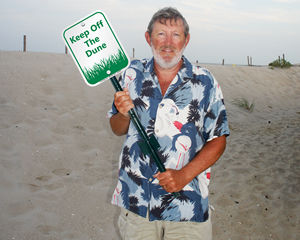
[1,0,300,65]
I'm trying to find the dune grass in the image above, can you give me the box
[232,98,255,112]
[269,58,292,68]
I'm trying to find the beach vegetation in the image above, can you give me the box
[269,58,292,68]
[232,98,255,112]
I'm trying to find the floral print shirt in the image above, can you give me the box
[107,56,229,222]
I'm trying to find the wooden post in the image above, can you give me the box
[250,57,253,66]
[65,46,68,54]
[23,35,26,52]
[247,56,249,66]
[283,54,285,61]
[133,48,135,59]
[222,59,224,65]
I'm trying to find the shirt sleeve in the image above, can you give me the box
[203,73,230,142]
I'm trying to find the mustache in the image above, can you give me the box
[159,46,176,51]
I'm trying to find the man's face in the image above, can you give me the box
[145,19,190,69]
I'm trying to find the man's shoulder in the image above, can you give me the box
[183,57,214,79]
[186,62,218,88]
[191,64,212,77]
[128,58,152,70]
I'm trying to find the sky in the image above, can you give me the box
[1,0,300,65]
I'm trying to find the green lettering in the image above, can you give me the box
[70,36,76,44]
[84,30,89,38]
[86,50,92,57]
[91,24,97,32]
[85,42,107,58]
[84,40,90,47]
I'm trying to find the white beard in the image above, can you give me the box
[151,44,185,69]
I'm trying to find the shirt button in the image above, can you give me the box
[149,178,152,182]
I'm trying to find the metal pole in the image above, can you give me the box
[23,35,26,52]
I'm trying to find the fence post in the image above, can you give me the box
[65,46,68,54]
[222,59,224,65]
[23,35,26,52]
[133,48,135,59]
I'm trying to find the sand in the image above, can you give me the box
[0,51,299,240]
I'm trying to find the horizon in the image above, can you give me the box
[1,0,300,65]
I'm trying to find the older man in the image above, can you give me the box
[108,7,229,240]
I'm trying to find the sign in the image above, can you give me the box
[63,11,130,86]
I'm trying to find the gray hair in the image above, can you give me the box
[147,7,189,37]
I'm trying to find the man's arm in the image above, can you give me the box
[154,135,227,193]
[109,88,134,136]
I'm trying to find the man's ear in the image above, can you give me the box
[145,31,151,46]
[185,33,190,47]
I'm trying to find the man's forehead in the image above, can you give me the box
[153,18,184,30]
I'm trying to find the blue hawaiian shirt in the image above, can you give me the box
[107,56,230,222]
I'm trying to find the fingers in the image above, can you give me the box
[154,170,185,193]
[154,171,175,192]
[114,88,134,116]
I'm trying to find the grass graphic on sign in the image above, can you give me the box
[83,49,128,85]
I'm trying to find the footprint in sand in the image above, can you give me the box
[28,169,71,192]
[36,224,61,235]
[7,200,34,217]
[52,168,71,177]
[28,175,53,192]
[36,175,52,182]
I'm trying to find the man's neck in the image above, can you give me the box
[154,59,183,96]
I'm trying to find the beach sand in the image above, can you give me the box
[0,51,299,240]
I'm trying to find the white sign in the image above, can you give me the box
[63,11,130,86]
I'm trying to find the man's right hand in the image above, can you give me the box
[109,88,134,136]
[113,88,134,118]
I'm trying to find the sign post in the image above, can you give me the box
[62,11,179,197]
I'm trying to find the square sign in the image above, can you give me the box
[63,11,130,87]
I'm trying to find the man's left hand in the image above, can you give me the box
[153,169,188,193]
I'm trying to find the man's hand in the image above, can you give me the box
[109,88,134,136]
[154,169,188,193]
[114,88,134,118]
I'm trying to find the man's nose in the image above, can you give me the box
[164,34,173,45]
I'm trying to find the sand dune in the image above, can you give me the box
[0,51,299,240]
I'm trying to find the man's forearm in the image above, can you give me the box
[154,135,227,193]
[110,112,130,136]
[181,135,227,183]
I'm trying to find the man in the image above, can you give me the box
[108,7,229,240]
